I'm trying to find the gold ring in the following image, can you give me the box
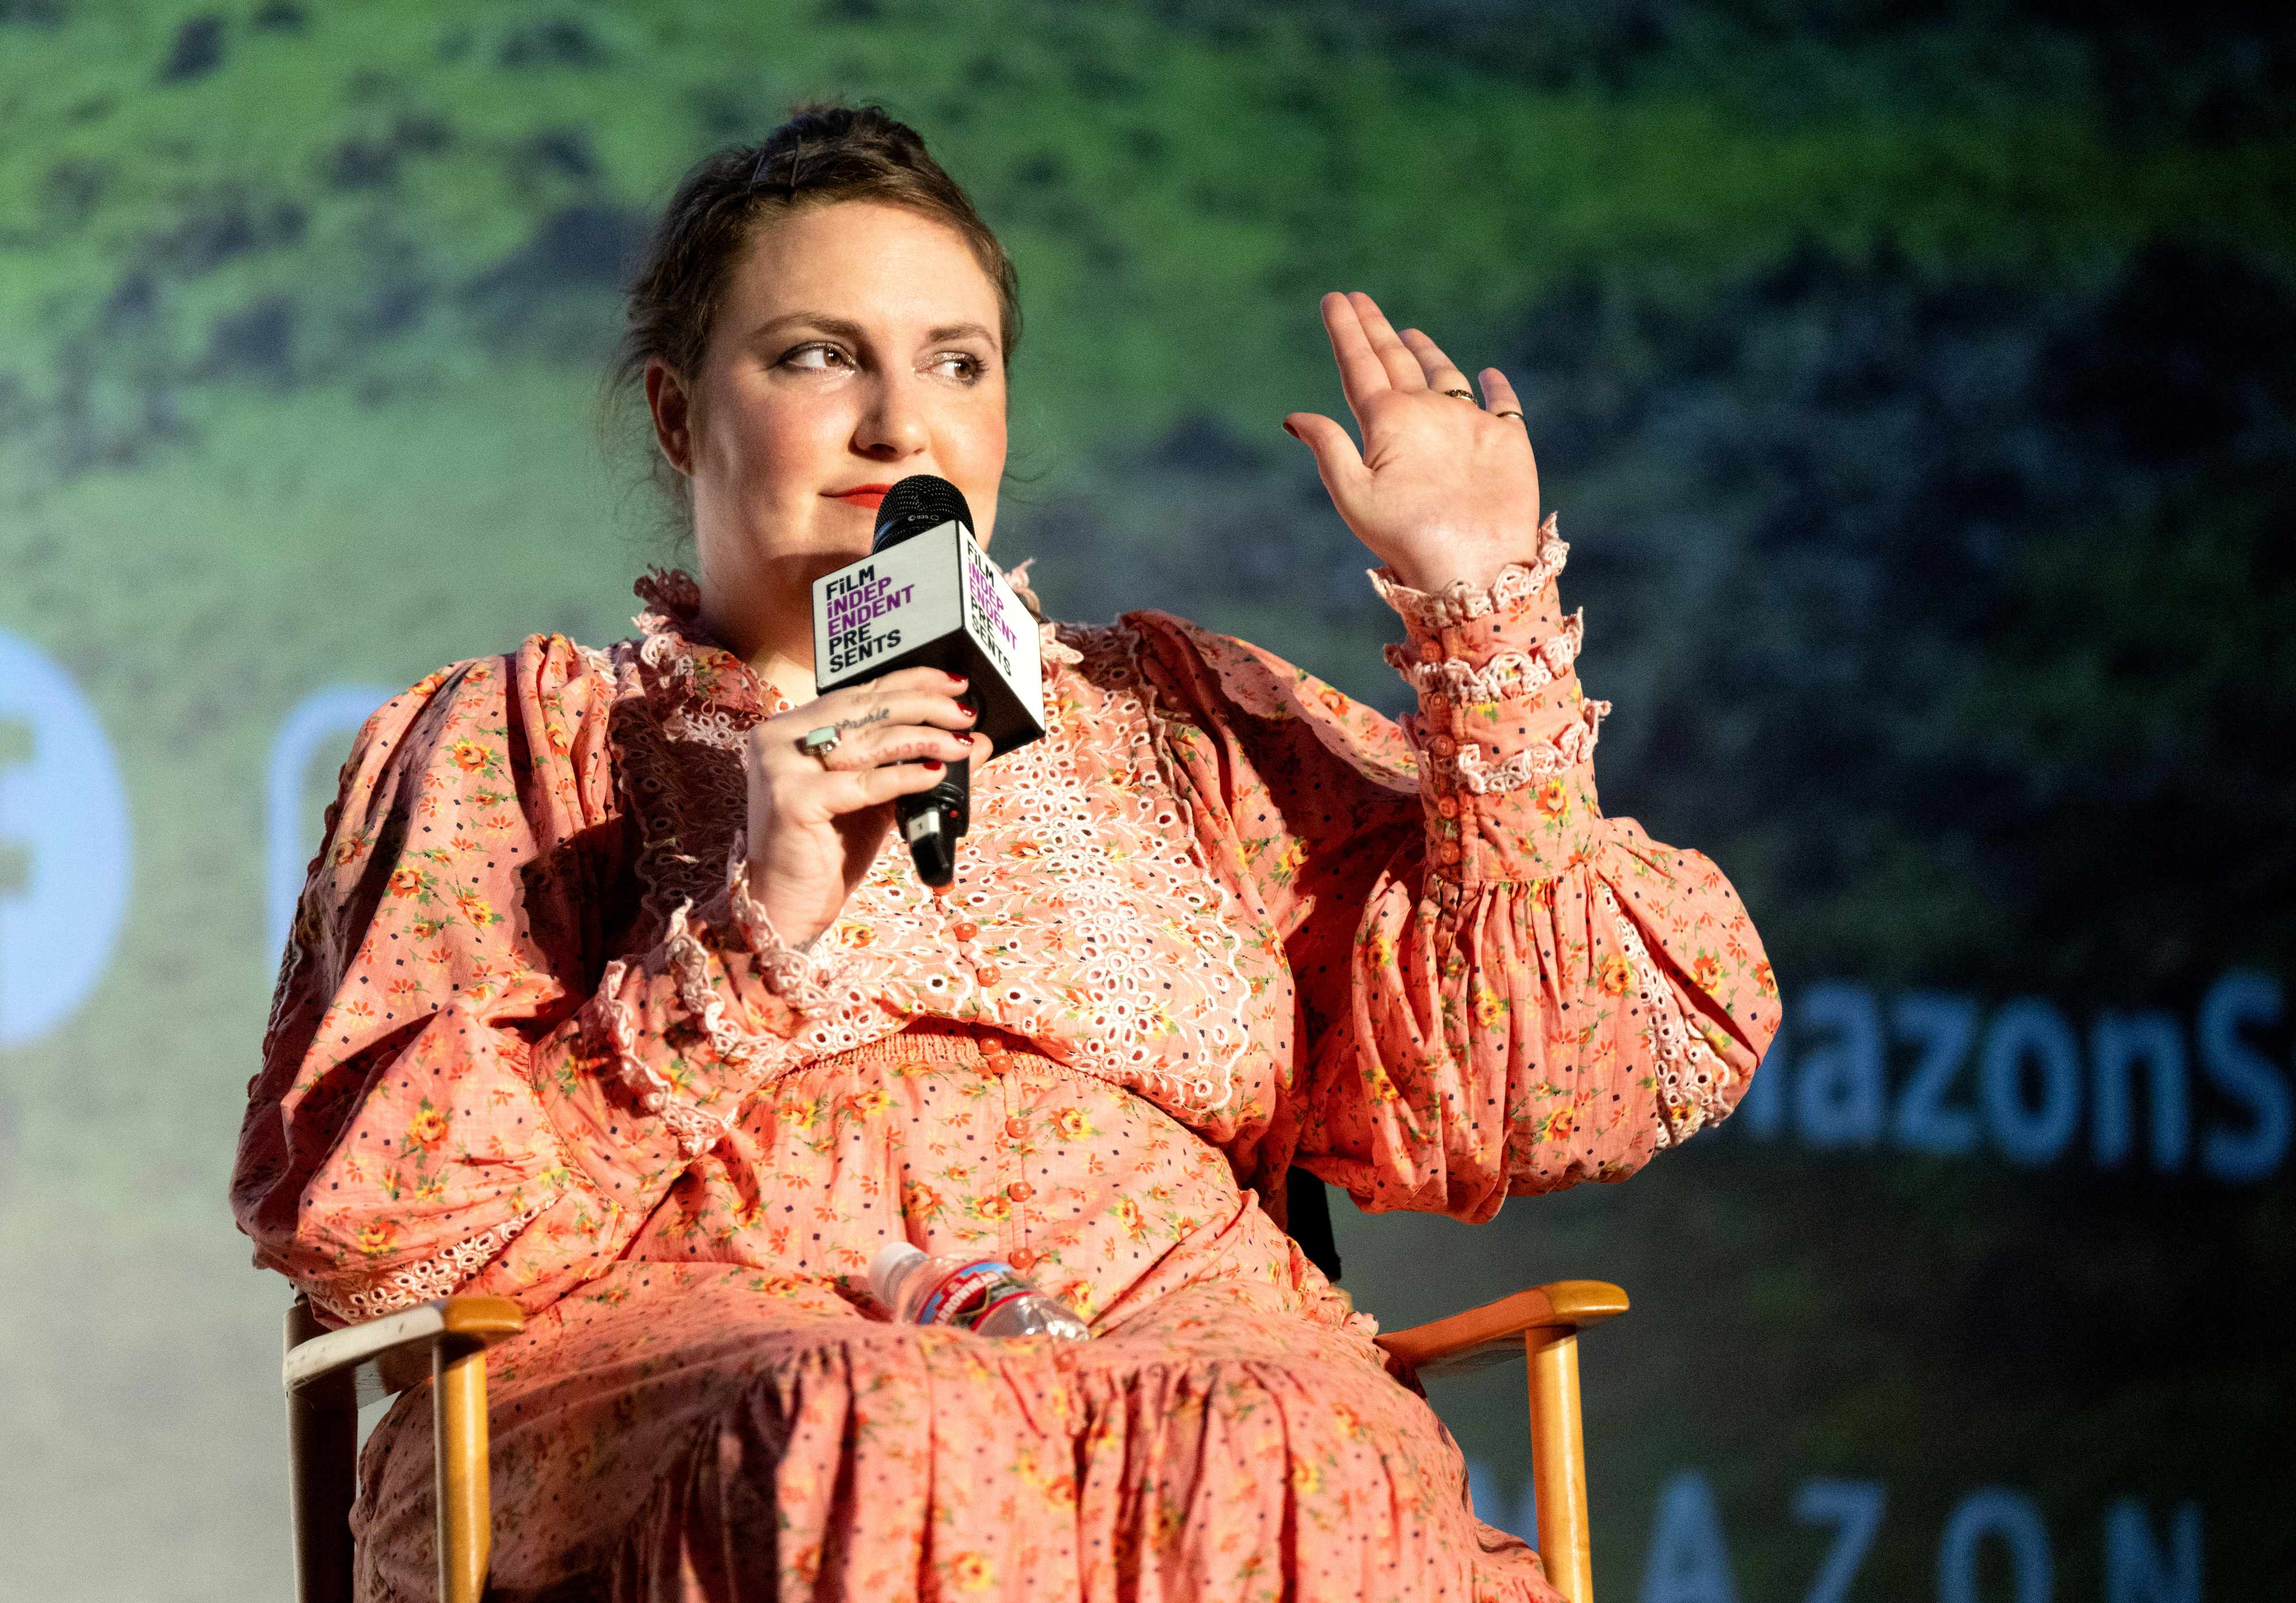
[1494,410,1523,420]
[1442,389,1475,401]
[798,727,840,764]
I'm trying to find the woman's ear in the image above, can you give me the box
[645,359,697,477]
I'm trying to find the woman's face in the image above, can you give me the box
[649,199,1009,665]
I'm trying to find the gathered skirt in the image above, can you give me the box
[350,1028,1556,1602]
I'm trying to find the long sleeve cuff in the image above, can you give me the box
[564,849,853,1166]
[1371,514,1609,890]
[722,853,857,1011]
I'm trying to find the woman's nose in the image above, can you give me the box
[854,374,930,459]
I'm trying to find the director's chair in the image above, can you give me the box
[282,1279,1626,1603]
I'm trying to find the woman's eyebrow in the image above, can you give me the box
[748,314,995,351]
[751,312,867,342]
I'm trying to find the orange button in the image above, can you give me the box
[1430,735,1456,758]
[979,1043,1013,1077]
[976,964,1002,987]
[1007,1181,1033,1202]
[1436,795,1459,818]
[1004,1116,1029,1138]
[1421,639,1446,663]
[952,920,980,941]
[1438,841,1462,865]
[1011,1248,1038,1271]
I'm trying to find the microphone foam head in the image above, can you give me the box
[873,475,974,553]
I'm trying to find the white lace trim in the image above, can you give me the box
[1422,696,1610,796]
[1600,882,1736,1147]
[1370,514,1567,630]
[1386,611,1583,703]
[318,1198,552,1322]
[755,619,1257,1118]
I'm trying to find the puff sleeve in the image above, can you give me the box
[1127,516,1780,1220]
[230,634,837,1321]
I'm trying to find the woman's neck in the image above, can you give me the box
[751,647,817,708]
[697,560,824,709]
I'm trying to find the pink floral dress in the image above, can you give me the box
[232,518,1778,1602]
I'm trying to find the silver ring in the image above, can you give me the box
[798,726,840,763]
[1442,388,1475,401]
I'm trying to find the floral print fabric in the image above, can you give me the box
[233,519,1777,1600]
[351,1030,1541,1601]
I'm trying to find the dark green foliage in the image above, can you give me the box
[158,14,225,84]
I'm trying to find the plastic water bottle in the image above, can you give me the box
[869,1243,1091,1340]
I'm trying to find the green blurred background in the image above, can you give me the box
[1,1,2290,1597]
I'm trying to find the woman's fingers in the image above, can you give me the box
[1399,327,1473,397]
[761,669,980,816]
[788,674,975,751]
[824,666,976,728]
[1318,292,1400,407]
[843,750,959,804]
[814,724,975,773]
[1479,367,1525,418]
[1342,292,1433,394]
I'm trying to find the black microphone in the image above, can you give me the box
[809,475,1047,887]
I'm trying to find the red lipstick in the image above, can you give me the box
[828,483,893,511]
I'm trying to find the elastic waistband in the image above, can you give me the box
[806,1019,1071,1082]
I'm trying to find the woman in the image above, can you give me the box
[235,106,1777,1602]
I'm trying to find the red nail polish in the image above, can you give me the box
[923,759,944,770]
[957,701,977,717]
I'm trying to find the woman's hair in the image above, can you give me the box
[611,103,1019,511]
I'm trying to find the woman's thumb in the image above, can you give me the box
[1282,412,1362,483]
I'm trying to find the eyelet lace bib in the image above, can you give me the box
[604,569,1265,1126]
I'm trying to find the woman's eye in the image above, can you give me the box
[930,352,985,382]
[782,343,851,371]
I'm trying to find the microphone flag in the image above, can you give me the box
[809,475,1046,886]
[810,485,1046,757]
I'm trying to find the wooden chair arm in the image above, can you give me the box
[1375,1280,1627,1603]
[284,1295,526,1406]
[282,1296,525,1603]
[1373,1279,1628,1380]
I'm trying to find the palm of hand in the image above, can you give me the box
[1285,291,1543,594]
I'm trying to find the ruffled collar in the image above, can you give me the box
[629,566,784,725]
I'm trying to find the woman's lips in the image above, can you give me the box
[828,484,893,511]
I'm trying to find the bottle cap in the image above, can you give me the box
[868,1241,926,1305]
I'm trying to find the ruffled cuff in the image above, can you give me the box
[722,853,856,1012]
[1370,514,1611,888]
[573,853,853,1162]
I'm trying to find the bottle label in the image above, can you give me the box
[914,1259,1034,1332]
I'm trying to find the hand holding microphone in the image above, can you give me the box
[740,474,1046,946]
[742,666,984,948]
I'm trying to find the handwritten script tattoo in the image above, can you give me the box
[833,708,890,736]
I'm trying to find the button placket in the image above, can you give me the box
[998,1066,1031,1264]
[949,913,1004,1001]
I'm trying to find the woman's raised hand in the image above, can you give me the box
[1284,290,1542,594]
[744,667,989,946]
